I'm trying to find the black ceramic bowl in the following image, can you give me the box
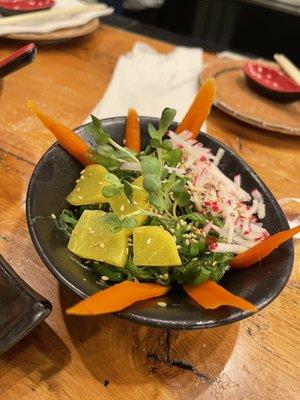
[26,117,294,329]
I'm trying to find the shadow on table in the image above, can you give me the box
[60,285,240,398]
[0,321,70,391]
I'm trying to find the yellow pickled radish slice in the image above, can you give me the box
[66,164,109,206]
[133,226,181,266]
[68,210,128,267]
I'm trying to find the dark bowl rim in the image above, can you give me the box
[26,116,293,329]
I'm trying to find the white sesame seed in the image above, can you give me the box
[185,239,190,246]
[133,201,138,205]
[80,170,85,175]
[176,245,181,249]
[120,204,125,212]
[212,261,218,266]
[76,187,81,192]
[78,195,83,200]
[205,252,210,255]
[81,175,85,180]
[100,242,105,248]
[159,274,164,279]
[163,273,169,280]
[50,213,56,219]
[170,228,175,233]
[146,238,152,245]
[157,301,167,307]
[89,230,95,234]
[76,179,80,183]
[101,275,109,281]
[74,230,78,235]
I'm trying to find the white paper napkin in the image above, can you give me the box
[86,42,203,123]
[0,0,113,35]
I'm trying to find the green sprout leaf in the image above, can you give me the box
[149,193,164,211]
[102,185,122,198]
[148,123,159,139]
[123,180,134,203]
[158,108,176,136]
[141,156,161,176]
[162,148,183,167]
[174,190,191,206]
[105,173,122,186]
[121,216,138,229]
[143,174,162,193]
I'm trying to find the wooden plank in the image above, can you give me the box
[0,24,299,400]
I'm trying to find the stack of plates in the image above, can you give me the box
[0,0,113,43]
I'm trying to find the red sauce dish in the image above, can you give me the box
[243,61,300,101]
[0,0,55,15]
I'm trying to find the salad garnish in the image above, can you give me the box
[29,78,300,316]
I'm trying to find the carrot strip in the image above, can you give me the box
[176,78,216,138]
[28,100,93,166]
[183,280,257,312]
[66,281,170,316]
[230,226,300,270]
[125,108,141,152]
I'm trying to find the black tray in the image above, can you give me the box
[0,255,52,354]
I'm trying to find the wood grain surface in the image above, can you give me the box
[0,25,299,400]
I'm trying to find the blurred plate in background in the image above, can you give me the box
[200,59,300,136]
[4,18,99,43]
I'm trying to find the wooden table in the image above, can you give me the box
[0,25,299,400]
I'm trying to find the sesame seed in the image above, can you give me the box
[76,179,80,183]
[205,252,210,255]
[212,261,218,266]
[89,230,95,234]
[176,245,181,249]
[133,201,138,205]
[191,238,197,243]
[163,273,169,280]
[80,170,85,175]
[170,228,175,234]
[76,187,81,192]
[74,230,78,235]
[83,278,87,282]
[157,301,167,307]
[173,235,177,241]
[99,181,103,185]
[146,238,152,245]
[120,204,125,212]
[101,276,109,281]
[50,213,56,219]
[159,274,164,279]
[100,242,105,248]
[185,239,190,246]
[81,175,85,180]
[78,195,83,200]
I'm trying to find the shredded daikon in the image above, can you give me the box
[169,130,269,251]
